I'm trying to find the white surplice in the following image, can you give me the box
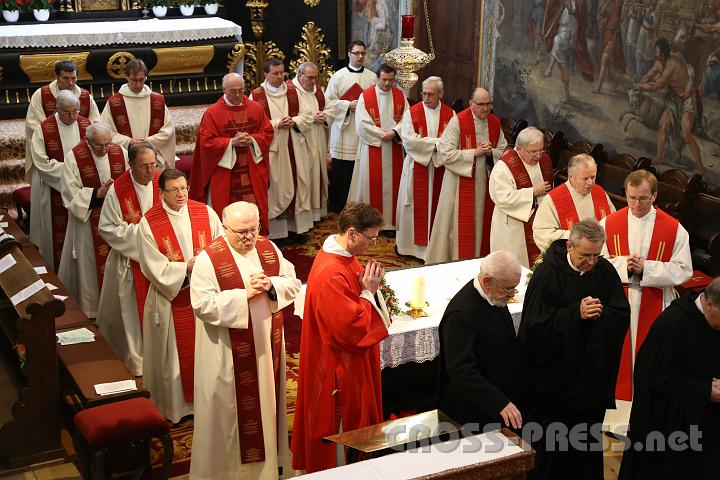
[424,114,507,263]
[101,84,176,170]
[395,103,454,260]
[96,173,156,376]
[250,81,313,238]
[189,238,300,480]
[488,154,547,268]
[347,85,409,230]
[290,76,338,221]
[25,80,101,175]
[325,66,378,161]
[58,144,129,318]
[29,116,83,268]
[532,180,616,252]
[137,201,223,423]
[600,207,692,433]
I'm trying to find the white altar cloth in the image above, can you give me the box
[296,430,525,480]
[0,17,242,49]
[293,258,531,369]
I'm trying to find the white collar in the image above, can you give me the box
[292,76,315,94]
[375,85,391,95]
[472,276,495,306]
[424,102,441,113]
[263,81,285,94]
[567,253,586,275]
[223,95,243,107]
[322,235,352,257]
[347,64,364,72]
[696,293,704,314]
[629,206,656,223]
[119,83,151,98]
[130,171,152,190]
[162,199,187,216]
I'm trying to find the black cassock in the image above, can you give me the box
[619,292,720,480]
[438,280,525,430]
[518,239,630,480]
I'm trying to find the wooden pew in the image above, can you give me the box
[679,193,720,276]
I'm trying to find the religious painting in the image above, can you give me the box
[491,0,720,189]
[350,0,401,70]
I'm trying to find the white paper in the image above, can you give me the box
[54,294,68,301]
[56,327,95,345]
[34,266,48,274]
[94,380,138,396]
[10,279,46,306]
[45,282,58,291]
[0,222,7,228]
[0,254,17,274]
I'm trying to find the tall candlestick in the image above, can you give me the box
[401,15,415,39]
[410,275,426,308]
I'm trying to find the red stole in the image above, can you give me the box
[362,86,405,224]
[114,170,161,330]
[500,149,554,264]
[73,141,126,288]
[605,207,678,401]
[41,85,91,118]
[548,183,612,229]
[409,102,453,245]
[205,236,283,464]
[144,200,212,402]
[40,114,91,271]
[107,91,166,138]
[455,109,501,259]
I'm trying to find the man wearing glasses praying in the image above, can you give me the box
[519,218,630,480]
[59,122,129,319]
[489,126,553,268]
[600,169,692,433]
[138,168,223,423]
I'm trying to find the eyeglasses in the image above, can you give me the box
[163,186,189,195]
[301,74,318,81]
[421,91,440,97]
[349,51,366,56]
[225,88,244,95]
[575,252,604,261]
[90,141,112,149]
[354,229,378,243]
[59,109,80,116]
[225,224,259,238]
[492,279,518,296]
[469,99,493,108]
[626,195,653,204]
[524,148,545,157]
[137,162,159,170]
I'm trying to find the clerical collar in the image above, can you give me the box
[223,95,243,107]
[567,253,586,275]
[119,83,151,98]
[472,276,495,306]
[347,64,364,73]
[629,206,656,222]
[322,235,352,257]
[162,199,187,216]
[264,81,283,94]
[696,293,704,314]
[375,85,391,95]
[292,76,314,94]
[424,102,441,113]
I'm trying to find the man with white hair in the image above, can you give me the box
[189,73,274,234]
[489,126,553,267]
[287,61,337,222]
[29,90,92,270]
[532,153,614,252]
[395,76,455,260]
[438,250,525,432]
[25,60,101,176]
[101,58,176,170]
[59,122,128,318]
[190,201,300,480]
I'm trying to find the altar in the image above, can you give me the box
[0,17,244,119]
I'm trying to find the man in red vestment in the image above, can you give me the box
[291,202,391,473]
[189,73,274,234]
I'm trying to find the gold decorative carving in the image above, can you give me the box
[226,43,247,72]
[246,0,270,39]
[75,0,133,11]
[243,41,285,90]
[304,0,320,6]
[106,52,136,79]
[289,21,334,88]
[149,46,215,76]
[19,53,93,84]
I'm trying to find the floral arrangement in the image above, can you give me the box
[146,0,172,6]
[1,0,22,11]
[379,277,402,317]
[525,243,550,286]
[176,0,195,5]
[28,0,54,10]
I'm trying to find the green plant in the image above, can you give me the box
[1,0,23,11]
[177,0,195,6]
[146,0,171,6]
[28,0,54,9]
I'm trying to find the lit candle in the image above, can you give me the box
[410,274,425,308]
[401,15,415,39]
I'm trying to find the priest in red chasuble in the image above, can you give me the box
[190,201,300,480]
[425,87,508,263]
[189,73,274,234]
[291,202,391,473]
[489,126,553,268]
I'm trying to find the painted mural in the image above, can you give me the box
[493,0,720,188]
[351,0,401,70]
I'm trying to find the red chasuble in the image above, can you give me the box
[41,85,92,118]
[72,141,126,288]
[205,236,283,464]
[499,149,554,264]
[455,109,501,259]
[189,96,274,234]
[107,91,166,138]
[409,102,454,245]
[114,170,161,330]
[40,114,91,271]
[144,199,212,402]
[605,207,678,400]
[548,183,612,229]
[291,249,389,473]
[362,86,406,224]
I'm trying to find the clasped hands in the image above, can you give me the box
[626,253,645,275]
[277,116,295,129]
[358,259,384,294]
[473,141,493,157]
[247,271,273,299]
[231,132,253,147]
[580,296,603,320]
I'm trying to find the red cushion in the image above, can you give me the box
[175,154,193,178]
[74,397,170,450]
[12,186,31,207]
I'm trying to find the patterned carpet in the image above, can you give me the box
[146,213,421,476]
